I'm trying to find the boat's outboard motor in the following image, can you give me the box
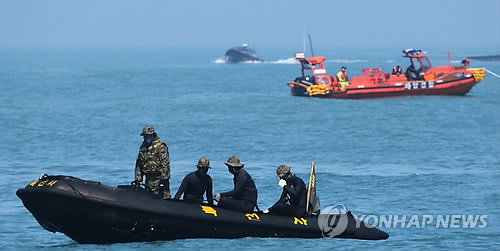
[294,75,315,86]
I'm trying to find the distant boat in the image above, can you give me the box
[467,55,500,61]
[223,44,261,63]
[287,49,486,99]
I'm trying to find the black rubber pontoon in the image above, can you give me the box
[17,175,389,244]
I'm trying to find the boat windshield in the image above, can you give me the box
[410,57,432,72]
[421,58,432,71]
[409,58,419,70]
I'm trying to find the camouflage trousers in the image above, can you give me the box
[145,175,170,200]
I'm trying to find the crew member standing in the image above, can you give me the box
[337,66,349,90]
[134,126,171,199]
[461,58,470,68]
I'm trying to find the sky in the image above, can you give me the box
[1,0,499,50]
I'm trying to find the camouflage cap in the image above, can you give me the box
[140,126,156,136]
[224,155,244,168]
[276,165,291,178]
[197,157,211,168]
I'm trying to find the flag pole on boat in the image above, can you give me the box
[306,161,315,213]
[303,27,306,55]
[308,34,314,57]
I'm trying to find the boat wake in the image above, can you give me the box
[270,58,368,64]
[240,60,264,64]
[213,58,263,64]
[325,59,368,63]
[267,57,299,64]
[214,58,226,64]
[213,57,297,64]
[213,57,368,65]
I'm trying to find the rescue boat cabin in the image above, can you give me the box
[294,52,341,90]
[295,53,331,83]
[403,49,435,81]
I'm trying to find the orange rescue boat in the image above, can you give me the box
[287,49,485,99]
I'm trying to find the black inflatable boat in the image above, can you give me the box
[16,175,389,244]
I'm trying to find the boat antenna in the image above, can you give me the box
[445,52,453,67]
[303,29,306,54]
[308,34,314,57]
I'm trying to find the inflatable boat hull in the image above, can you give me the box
[17,175,389,244]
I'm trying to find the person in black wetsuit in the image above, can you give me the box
[214,156,258,212]
[173,157,213,205]
[263,165,307,217]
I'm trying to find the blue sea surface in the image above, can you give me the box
[0,47,499,250]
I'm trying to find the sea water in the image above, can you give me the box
[0,47,499,250]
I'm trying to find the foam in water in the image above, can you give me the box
[214,58,226,64]
[325,59,368,63]
[240,60,262,64]
[213,57,367,65]
[267,58,299,64]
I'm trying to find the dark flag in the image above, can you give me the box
[306,162,320,215]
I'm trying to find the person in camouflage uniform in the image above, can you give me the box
[134,126,171,199]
